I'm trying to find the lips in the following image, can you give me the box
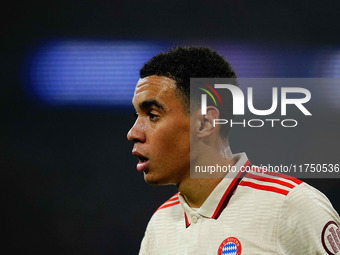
[132,151,150,172]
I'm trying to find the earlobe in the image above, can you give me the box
[197,106,220,138]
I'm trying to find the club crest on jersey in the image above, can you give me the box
[322,221,340,255]
[218,237,242,255]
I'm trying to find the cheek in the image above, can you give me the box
[160,123,190,155]
[153,131,181,154]
[148,117,190,161]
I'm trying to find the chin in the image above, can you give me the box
[143,172,172,186]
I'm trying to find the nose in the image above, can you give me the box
[127,117,146,143]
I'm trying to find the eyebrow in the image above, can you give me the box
[138,99,165,112]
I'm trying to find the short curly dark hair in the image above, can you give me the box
[140,46,237,137]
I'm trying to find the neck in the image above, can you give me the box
[178,143,237,208]
[177,177,223,208]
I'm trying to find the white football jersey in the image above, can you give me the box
[139,153,340,255]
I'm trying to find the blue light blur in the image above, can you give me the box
[22,40,340,108]
[24,40,170,106]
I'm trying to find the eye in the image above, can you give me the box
[148,112,159,121]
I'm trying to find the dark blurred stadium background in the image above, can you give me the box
[2,1,340,254]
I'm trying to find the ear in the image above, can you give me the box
[197,106,220,138]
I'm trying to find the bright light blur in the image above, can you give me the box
[22,40,340,108]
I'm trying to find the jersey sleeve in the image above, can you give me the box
[138,227,149,255]
[277,182,340,254]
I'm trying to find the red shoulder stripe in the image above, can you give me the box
[251,166,302,185]
[155,193,180,213]
[245,173,295,189]
[156,201,180,212]
[240,180,289,196]
[167,196,179,202]
[168,192,179,200]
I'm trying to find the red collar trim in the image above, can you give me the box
[211,160,250,219]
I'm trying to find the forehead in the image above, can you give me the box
[132,75,180,108]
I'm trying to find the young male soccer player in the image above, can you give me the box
[127,47,340,254]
